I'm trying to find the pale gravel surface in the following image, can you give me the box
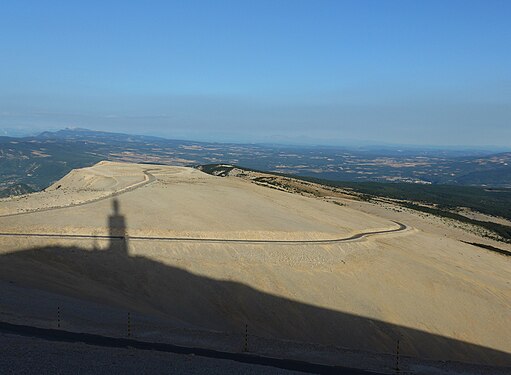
[0,161,394,239]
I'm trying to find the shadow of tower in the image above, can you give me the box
[108,198,129,255]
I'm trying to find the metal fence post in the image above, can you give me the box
[395,338,400,374]
[127,312,131,337]
[244,323,248,352]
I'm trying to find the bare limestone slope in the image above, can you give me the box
[0,161,509,374]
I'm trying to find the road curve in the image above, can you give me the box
[0,169,157,219]
[0,168,408,244]
[0,221,408,245]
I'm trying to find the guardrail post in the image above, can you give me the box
[395,338,400,374]
[127,312,131,337]
[244,323,248,352]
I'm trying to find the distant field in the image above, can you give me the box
[2,128,511,198]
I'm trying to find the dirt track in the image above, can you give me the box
[0,221,407,244]
[0,167,157,218]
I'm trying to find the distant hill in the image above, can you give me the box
[37,127,169,143]
[1,128,510,198]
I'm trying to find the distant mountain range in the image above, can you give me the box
[1,128,510,198]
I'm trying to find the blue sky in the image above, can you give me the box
[0,0,510,146]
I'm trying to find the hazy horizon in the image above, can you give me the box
[1,1,510,147]
[2,125,510,153]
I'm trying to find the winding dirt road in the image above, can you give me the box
[0,167,409,244]
[0,221,408,244]
[0,169,157,219]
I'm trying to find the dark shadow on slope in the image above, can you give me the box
[0,198,510,369]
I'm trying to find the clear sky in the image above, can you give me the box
[1,0,510,147]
